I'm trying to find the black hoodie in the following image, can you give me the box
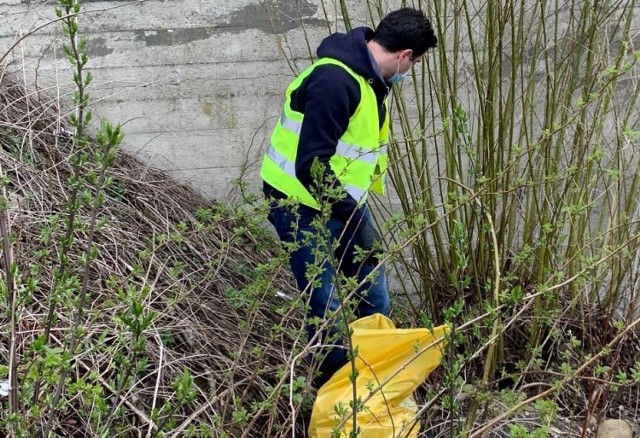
[264,27,391,228]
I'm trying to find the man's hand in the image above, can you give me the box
[356,222,383,266]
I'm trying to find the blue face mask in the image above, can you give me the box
[388,61,410,85]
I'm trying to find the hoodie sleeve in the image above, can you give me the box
[292,64,367,227]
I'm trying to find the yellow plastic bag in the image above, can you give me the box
[308,314,448,438]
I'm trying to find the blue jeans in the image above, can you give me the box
[268,201,390,369]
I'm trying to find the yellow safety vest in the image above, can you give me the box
[260,57,390,209]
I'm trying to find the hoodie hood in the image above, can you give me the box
[316,27,388,92]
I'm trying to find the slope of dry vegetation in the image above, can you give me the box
[0,67,312,437]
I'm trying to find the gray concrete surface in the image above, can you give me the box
[0,0,383,201]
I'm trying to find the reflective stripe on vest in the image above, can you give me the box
[265,142,368,202]
[279,113,381,166]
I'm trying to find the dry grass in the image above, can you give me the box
[0,66,312,437]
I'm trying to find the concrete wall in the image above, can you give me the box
[1,0,386,201]
[2,0,638,209]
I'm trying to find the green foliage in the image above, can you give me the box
[509,423,550,438]
[0,0,134,435]
[2,0,639,435]
[345,0,640,433]
[381,0,640,323]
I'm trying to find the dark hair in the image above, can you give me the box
[373,8,437,58]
